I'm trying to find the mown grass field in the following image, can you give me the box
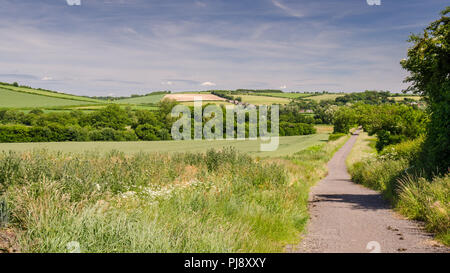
[314,124,333,134]
[0,88,96,108]
[0,134,329,158]
[304,94,344,102]
[0,135,348,252]
[252,93,313,99]
[389,96,423,101]
[0,84,101,104]
[232,95,291,105]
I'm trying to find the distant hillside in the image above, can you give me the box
[0,83,103,104]
[112,93,166,105]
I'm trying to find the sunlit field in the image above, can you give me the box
[0,135,348,252]
[0,134,329,158]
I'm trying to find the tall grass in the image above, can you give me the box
[348,135,449,245]
[397,174,449,245]
[0,136,348,253]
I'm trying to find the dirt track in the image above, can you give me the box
[287,132,449,253]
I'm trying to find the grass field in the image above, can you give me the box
[232,95,291,105]
[113,93,166,105]
[389,96,423,101]
[0,134,329,158]
[303,94,344,102]
[314,124,334,134]
[0,88,96,108]
[251,93,314,99]
[0,84,101,104]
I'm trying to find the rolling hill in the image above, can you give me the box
[0,87,97,108]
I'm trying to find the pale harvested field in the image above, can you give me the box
[180,101,234,107]
[163,94,226,102]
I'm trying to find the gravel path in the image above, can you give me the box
[287,132,449,253]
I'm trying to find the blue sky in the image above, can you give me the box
[0,0,448,96]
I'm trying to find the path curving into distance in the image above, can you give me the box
[287,131,449,253]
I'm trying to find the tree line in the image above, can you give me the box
[0,100,316,143]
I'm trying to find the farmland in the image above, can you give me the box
[180,101,234,107]
[389,96,423,101]
[0,134,329,158]
[163,93,225,102]
[232,95,291,105]
[0,83,101,103]
[304,93,345,102]
[112,93,167,105]
[0,88,96,108]
[252,92,314,99]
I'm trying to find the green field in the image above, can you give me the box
[389,96,423,101]
[113,93,166,105]
[0,134,329,157]
[254,92,314,99]
[232,95,291,105]
[0,84,102,103]
[0,88,96,108]
[304,94,344,102]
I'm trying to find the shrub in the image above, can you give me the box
[135,124,160,141]
[379,137,423,162]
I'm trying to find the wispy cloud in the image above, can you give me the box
[0,0,444,95]
[66,0,81,6]
[271,0,304,18]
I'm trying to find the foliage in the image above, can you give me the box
[332,104,428,151]
[335,90,394,105]
[332,107,357,133]
[279,122,316,136]
[0,99,317,143]
[400,7,450,173]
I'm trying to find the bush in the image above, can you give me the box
[279,122,316,136]
[379,137,423,162]
[351,158,408,200]
[0,124,32,142]
[87,128,135,141]
[135,124,160,141]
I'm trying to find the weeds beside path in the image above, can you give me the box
[289,132,449,253]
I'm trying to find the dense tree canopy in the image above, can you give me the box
[400,7,450,173]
